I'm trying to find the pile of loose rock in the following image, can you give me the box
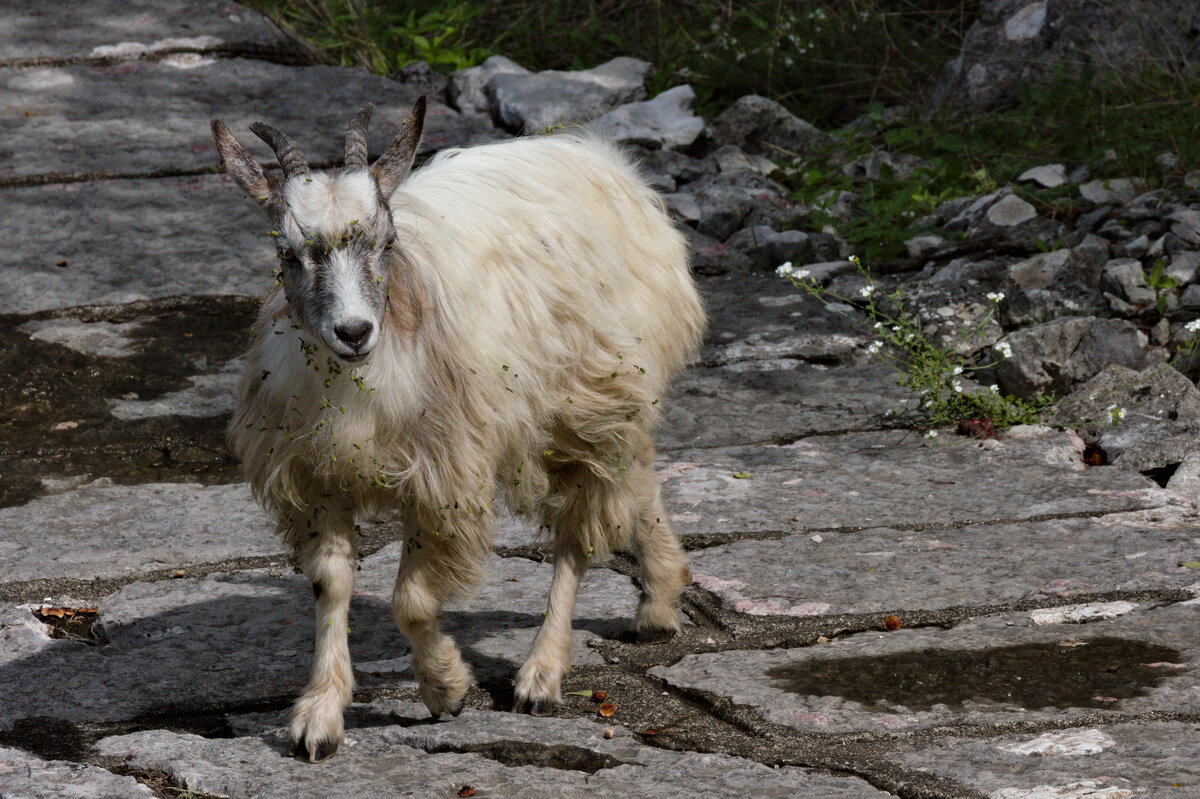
[413,50,1200,492]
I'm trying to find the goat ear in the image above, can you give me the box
[211,119,275,206]
[371,96,426,197]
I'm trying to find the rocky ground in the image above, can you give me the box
[3,2,1200,798]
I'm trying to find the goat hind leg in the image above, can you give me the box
[288,509,357,763]
[631,458,690,643]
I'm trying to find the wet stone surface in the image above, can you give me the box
[651,602,1200,735]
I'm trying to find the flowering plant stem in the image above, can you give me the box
[777,256,1052,430]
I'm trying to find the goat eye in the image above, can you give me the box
[383,235,395,250]
[280,250,302,269]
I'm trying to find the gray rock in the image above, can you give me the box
[684,170,795,241]
[706,95,832,157]
[1122,233,1151,259]
[447,55,530,116]
[1003,248,1105,325]
[690,506,1192,617]
[1017,163,1067,187]
[932,0,1200,109]
[0,480,281,583]
[1048,362,1200,472]
[485,57,650,132]
[1080,178,1147,205]
[1102,258,1156,306]
[388,60,449,100]
[591,84,704,150]
[1183,284,1200,309]
[96,708,891,798]
[1166,451,1200,504]
[0,746,153,798]
[724,225,778,258]
[893,721,1200,798]
[986,194,1037,227]
[708,144,775,175]
[108,356,243,419]
[653,602,1200,735]
[904,234,947,259]
[841,150,926,182]
[0,0,293,63]
[681,229,748,275]
[1167,251,1200,286]
[659,428,1168,541]
[636,148,714,183]
[762,230,812,267]
[994,316,1148,398]
[0,60,496,181]
[790,260,856,287]
[1169,208,1200,245]
[662,191,702,225]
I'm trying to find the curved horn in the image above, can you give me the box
[344,103,375,170]
[249,122,310,179]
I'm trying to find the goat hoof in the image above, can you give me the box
[289,736,338,764]
[636,626,678,645]
[512,698,553,716]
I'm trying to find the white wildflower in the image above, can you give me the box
[860,284,876,298]
[952,365,964,375]
[891,325,901,333]
[849,254,862,267]
[1187,319,1200,333]
[986,291,1005,303]
[1107,404,1126,425]
[996,341,1013,359]
[989,384,1000,394]
[952,380,963,393]
[866,341,883,355]
[795,269,810,279]
[775,262,794,277]
[925,430,938,438]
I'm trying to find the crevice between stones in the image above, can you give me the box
[421,739,627,773]
[0,41,315,72]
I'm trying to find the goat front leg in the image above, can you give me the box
[513,543,588,714]
[285,507,357,763]
[393,504,489,718]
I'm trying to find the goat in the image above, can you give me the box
[210,97,705,762]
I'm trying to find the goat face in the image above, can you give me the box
[210,99,427,362]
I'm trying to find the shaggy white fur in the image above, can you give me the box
[213,101,704,762]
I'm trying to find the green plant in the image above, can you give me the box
[777,257,1051,429]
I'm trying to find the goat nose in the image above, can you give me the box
[334,318,373,350]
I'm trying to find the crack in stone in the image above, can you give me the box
[420,740,627,773]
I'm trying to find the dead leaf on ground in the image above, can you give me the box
[591,690,607,703]
[598,702,617,717]
[457,787,475,797]
[883,614,902,631]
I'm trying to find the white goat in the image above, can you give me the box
[210,98,705,762]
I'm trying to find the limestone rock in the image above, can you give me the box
[993,316,1149,398]
[1017,163,1067,188]
[485,57,650,131]
[1048,362,1200,472]
[706,95,832,157]
[591,84,705,150]
[682,170,795,242]
[448,55,530,116]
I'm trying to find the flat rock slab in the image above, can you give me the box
[0,480,280,583]
[0,544,638,728]
[0,746,152,798]
[892,721,1200,797]
[688,507,1200,617]
[0,59,498,182]
[96,702,891,798]
[651,601,1200,735]
[659,427,1169,537]
[4,176,274,313]
[659,360,905,449]
[0,1,292,64]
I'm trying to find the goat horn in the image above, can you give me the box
[249,122,310,179]
[344,103,375,170]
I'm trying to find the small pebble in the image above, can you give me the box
[603,729,614,740]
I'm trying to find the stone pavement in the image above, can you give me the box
[2,4,1199,798]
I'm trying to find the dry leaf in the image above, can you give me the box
[457,787,475,797]
[598,702,616,717]
[172,569,186,578]
[883,614,902,631]
[640,727,659,736]
[55,258,68,267]
[591,690,607,703]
